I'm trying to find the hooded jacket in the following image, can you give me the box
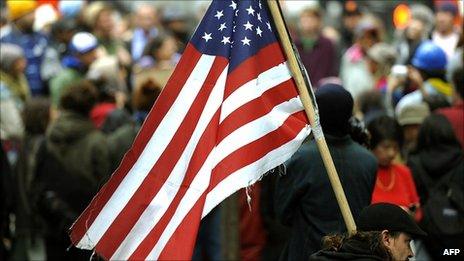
[45,111,109,184]
[407,144,462,203]
[35,111,109,230]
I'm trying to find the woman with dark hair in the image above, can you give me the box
[367,116,422,222]
[275,83,377,260]
[407,114,464,260]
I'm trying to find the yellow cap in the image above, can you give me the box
[7,0,38,21]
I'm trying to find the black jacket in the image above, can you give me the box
[309,236,385,261]
[276,135,378,260]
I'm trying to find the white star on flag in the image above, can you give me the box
[241,36,251,46]
[243,21,253,31]
[218,23,227,31]
[266,21,272,31]
[246,6,255,16]
[214,10,224,19]
[256,26,263,37]
[202,32,212,42]
[229,0,237,10]
[257,13,262,22]
[221,36,231,45]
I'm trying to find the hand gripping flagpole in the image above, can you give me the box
[267,0,357,235]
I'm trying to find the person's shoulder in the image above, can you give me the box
[289,141,315,160]
[318,35,335,46]
[350,143,378,167]
[51,68,80,83]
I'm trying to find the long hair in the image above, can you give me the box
[415,114,462,152]
[322,231,392,260]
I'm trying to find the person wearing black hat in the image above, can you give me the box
[310,203,427,261]
[275,83,378,260]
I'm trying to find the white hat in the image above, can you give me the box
[70,32,98,54]
[33,4,58,32]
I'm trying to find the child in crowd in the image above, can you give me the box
[367,115,422,222]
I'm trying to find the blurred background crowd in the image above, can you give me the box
[0,0,463,260]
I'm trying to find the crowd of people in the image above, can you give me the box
[0,0,463,260]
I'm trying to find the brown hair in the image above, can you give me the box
[22,97,51,135]
[60,80,98,116]
[322,231,393,260]
[132,79,162,112]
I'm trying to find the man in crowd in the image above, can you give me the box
[1,0,48,96]
[130,4,160,62]
[50,32,98,110]
[276,83,377,260]
[310,203,427,260]
[294,4,337,86]
[396,41,452,114]
[432,2,460,61]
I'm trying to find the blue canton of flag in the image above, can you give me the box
[191,0,276,71]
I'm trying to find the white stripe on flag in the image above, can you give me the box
[220,62,291,122]
[110,65,228,260]
[147,97,306,260]
[77,54,216,249]
[215,97,304,169]
[202,126,311,217]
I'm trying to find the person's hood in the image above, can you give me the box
[47,111,95,146]
[419,144,463,177]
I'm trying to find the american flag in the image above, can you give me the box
[70,1,310,259]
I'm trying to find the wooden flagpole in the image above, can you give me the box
[267,0,357,235]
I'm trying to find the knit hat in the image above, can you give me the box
[69,32,98,54]
[7,0,37,21]
[0,43,25,72]
[315,83,354,136]
[358,203,427,238]
[367,43,397,66]
[397,103,430,126]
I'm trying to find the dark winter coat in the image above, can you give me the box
[309,236,385,261]
[35,111,110,231]
[276,135,378,261]
[407,145,464,260]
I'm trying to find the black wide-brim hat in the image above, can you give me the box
[357,203,427,237]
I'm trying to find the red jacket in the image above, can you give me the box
[437,101,464,148]
[372,164,423,222]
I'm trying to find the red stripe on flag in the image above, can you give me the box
[93,57,228,259]
[211,110,307,188]
[224,42,286,99]
[217,79,298,143]
[158,193,207,260]
[128,110,221,260]
[70,44,203,245]
[155,111,307,260]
